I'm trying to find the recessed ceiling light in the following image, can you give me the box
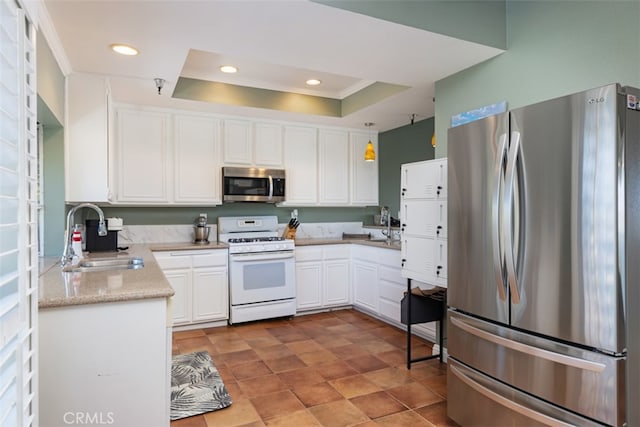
[220,65,238,73]
[306,79,321,86]
[110,43,139,56]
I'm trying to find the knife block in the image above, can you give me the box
[282,225,297,240]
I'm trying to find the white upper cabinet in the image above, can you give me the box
[113,107,170,203]
[223,119,252,165]
[350,131,379,206]
[283,125,318,205]
[173,114,222,204]
[65,73,110,202]
[254,122,283,167]
[223,119,284,167]
[318,128,349,205]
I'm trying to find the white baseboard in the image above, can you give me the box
[432,343,448,363]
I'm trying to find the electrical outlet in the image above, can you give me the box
[291,209,298,219]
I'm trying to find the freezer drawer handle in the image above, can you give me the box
[450,317,606,373]
[450,364,574,427]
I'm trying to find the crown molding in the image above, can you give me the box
[37,1,72,76]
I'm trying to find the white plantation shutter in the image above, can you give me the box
[0,0,38,425]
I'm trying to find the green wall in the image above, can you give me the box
[378,118,435,217]
[313,0,507,49]
[94,205,378,227]
[434,0,640,158]
[37,30,66,257]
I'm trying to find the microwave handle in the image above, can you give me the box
[268,175,273,200]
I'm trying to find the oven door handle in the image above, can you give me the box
[230,251,294,262]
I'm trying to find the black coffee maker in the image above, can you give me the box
[85,219,119,252]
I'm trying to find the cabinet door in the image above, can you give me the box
[401,200,447,239]
[223,119,252,165]
[115,108,170,202]
[318,129,349,205]
[65,73,110,202]
[401,237,436,284]
[283,125,318,205]
[174,115,221,204]
[254,122,283,167]
[350,131,378,205]
[401,159,447,200]
[296,261,322,310]
[378,264,405,324]
[164,268,191,325]
[352,260,378,313]
[192,267,228,322]
[324,260,350,306]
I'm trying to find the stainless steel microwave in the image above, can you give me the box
[222,167,286,203]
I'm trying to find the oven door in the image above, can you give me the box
[229,250,296,305]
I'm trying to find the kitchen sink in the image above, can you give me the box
[63,256,144,273]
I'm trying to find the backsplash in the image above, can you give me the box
[118,222,367,244]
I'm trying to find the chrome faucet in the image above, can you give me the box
[61,203,107,266]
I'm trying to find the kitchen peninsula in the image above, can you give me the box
[38,245,176,427]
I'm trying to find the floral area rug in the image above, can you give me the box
[170,351,232,420]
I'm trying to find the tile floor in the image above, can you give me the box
[171,309,458,427]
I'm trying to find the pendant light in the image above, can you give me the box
[364,122,376,162]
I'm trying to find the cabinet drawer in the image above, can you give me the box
[192,251,228,268]
[323,244,350,260]
[153,252,192,269]
[295,246,323,262]
[378,265,405,285]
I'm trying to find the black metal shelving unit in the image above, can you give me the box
[401,278,446,369]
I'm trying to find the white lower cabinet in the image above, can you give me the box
[295,245,350,312]
[351,244,436,341]
[39,298,171,426]
[351,245,380,313]
[154,249,229,326]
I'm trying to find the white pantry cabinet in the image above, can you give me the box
[154,249,229,326]
[350,131,379,206]
[318,129,350,205]
[400,159,448,287]
[65,73,111,202]
[282,125,318,205]
[295,245,350,311]
[173,114,222,204]
[113,107,171,203]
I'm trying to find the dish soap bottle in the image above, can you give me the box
[71,225,83,264]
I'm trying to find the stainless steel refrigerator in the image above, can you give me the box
[447,83,640,426]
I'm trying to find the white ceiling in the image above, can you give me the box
[40,0,503,132]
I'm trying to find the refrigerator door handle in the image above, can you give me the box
[504,131,521,304]
[492,133,508,301]
[450,316,606,372]
[449,364,575,427]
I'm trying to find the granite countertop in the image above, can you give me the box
[38,237,396,309]
[38,244,176,309]
[294,237,401,250]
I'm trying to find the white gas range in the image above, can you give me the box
[218,216,296,324]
